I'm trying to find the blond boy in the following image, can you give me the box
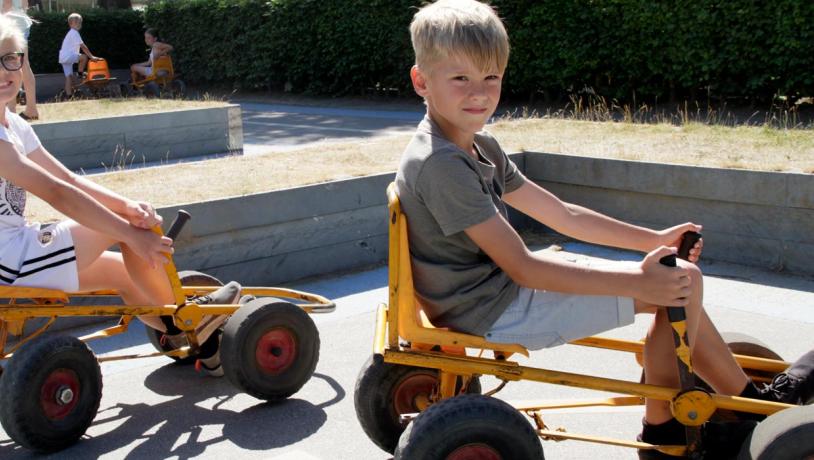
[58,13,99,97]
[396,0,810,457]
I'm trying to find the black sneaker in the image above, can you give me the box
[637,418,757,460]
[195,329,223,377]
[191,281,241,343]
[760,349,814,405]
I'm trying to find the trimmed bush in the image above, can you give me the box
[28,9,145,74]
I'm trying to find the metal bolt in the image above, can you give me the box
[185,320,192,325]
[688,411,697,420]
[56,386,74,405]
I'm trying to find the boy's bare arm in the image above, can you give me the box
[153,42,173,56]
[79,43,98,60]
[504,179,702,257]
[464,212,692,307]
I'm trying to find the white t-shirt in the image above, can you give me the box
[58,28,83,63]
[0,108,42,233]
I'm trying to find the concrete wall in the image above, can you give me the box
[32,104,243,170]
[160,152,812,282]
[523,152,814,275]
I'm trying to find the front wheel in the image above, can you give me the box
[395,394,543,460]
[221,298,319,401]
[738,404,814,459]
[0,335,102,452]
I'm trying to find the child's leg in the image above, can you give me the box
[639,261,750,424]
[21,53,38,118]
[64,75,72,97]
[78,54,88,73]
[69,222,174,331]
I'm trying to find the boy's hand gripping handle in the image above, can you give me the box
[660,231,704,458]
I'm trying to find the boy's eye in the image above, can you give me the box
[453,76,468,82]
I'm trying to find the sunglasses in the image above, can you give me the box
[0,52,24,71]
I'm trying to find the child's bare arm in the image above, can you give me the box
[28,147,161,229]
[79,43,99,60]
[464,212,692,307]
[0,144,171,266]
[504,179,703,260]
[153,42,173,57]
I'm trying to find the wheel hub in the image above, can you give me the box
[447,444,502,460]
[40,368,80,420]
[393,372,437,414]
[256,328,297,375]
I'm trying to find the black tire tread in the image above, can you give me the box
[395,394,543,459]
[221,298,319,401]
[0,335,102,452]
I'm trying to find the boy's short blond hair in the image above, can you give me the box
[68,13,82,25]
[410,0,509,74]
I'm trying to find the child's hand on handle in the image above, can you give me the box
[125,227,174,269]
[635,246,692,307]
[124,201,163,229]
[657,223,704,263]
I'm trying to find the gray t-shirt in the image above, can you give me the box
[395,116,526,335]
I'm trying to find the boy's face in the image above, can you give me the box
[144,32,156,46]
[411,53,502,146]
[70,19,82,30]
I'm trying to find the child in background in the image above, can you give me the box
[57,13,100,98]
[130,28,173,83]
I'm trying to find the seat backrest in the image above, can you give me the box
[86,58,110,80]
[152,55,175,80]
[386,183,528,356]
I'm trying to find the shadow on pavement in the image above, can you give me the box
[0,366,344,459]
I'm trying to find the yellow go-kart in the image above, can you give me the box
[0,211,335,453]
[354,183,812,459]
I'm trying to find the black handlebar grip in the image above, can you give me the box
[677,231,702,261]
[165,210,191,241]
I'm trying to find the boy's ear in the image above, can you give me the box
[411,65,429,98]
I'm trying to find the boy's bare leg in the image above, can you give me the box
[64,75,72,97]
[78,54,88,74]
[639,262,750,424]
[69,223,173,331]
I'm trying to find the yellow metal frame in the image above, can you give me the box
[376,182,794,456]
[132,55,179,91]
[0,220,335,363]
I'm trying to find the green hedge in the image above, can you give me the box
[27,9,144,74]
[79,0,814,102]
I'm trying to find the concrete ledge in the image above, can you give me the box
[524,152,814,275]
[32,104,243,170]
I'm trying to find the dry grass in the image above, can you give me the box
[25,116,814,223]
[29,98,227,124]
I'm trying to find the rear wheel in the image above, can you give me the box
[737,405,814,459]
[145,270,223,364]
[143,82,160,98]
[0,335,102,452]
[395,394,543,460]
[354,355,482,454]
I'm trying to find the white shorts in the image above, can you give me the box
[485,255,635,350]
[0,221,79,292]
[60,54,80,76]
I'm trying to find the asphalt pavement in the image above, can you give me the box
[1,242,812,460]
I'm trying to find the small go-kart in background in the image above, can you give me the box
[0,210,335,453]
[122,55,186,99]
[354,183,813,460]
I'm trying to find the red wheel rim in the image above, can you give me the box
[255,328,296,374]
[393,372,437,414]
[447,444,502,460]
[40,368,80,421]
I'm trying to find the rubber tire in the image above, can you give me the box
[395,394,543,460]
[354,354,482,454]
[737,404,814,459]
[143,82,160,98]
[170,80,186,98]
[145,270,223,364]
[221,298,319,401]
[0,335,102,453]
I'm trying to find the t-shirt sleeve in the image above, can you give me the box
[12,117,42,155]
[503,153,526,193]
[416,152,498,236]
